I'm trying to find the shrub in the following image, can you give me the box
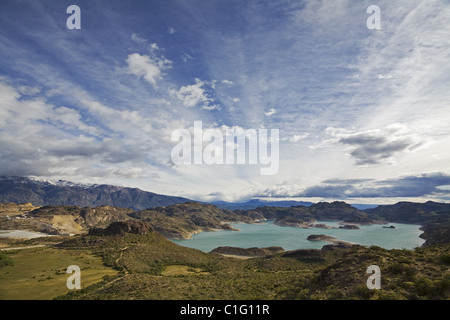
[439,253,450,265]
[353,284,375,300]
[387,263,416,279]
[0,251,13,268]
[414,277,436,297]
[374,289,408,300]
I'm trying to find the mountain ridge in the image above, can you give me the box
[0,176,190,210]
[1,176,450,245]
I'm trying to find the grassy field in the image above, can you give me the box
[0,246,118,300]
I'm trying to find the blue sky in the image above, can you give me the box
[1,0,450,204]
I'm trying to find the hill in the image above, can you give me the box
[51,230,450,300]
[0,176,190,210]
[128,202,260,239]
[365,201,450,246]
[211,199,377,210]
[211,199,314,210]
[236,201,374,225]
[0,202,261,239]
[364,201,450,223]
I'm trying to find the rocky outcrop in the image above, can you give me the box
[80,206,133,228]
[0,202,38,213]
[307,234,337,242]
[130,202,256,239]
[420,219,450,247]
[102,220,154,236]
[312,223,334,229]
[339,224,360,230]
[274,217,316,228]
[307,234,356,247]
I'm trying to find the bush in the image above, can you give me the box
[414,277,436,297]
[374,290,408,300]
[387,263,416,281]
[0,251,13,268]
[439,253,450,265]
[353,284,375,300]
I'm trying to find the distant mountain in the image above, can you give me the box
[364,201,450,246]
[210,199,314,210]
[364,201,450,224]
[234,201,374,224]
[0,176,190,210]
[210,199,377,210]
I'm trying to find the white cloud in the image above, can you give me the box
[283,134,309,143]
[126,52,171,87]
[167,27,176,34]
[169,78,220,111]
[149,42,159,51]
[202,104,221,111]
[264,108,276,116]
[377,74,392,80]
[222,79,233,85]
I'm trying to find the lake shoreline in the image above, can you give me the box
[171,220,425,252]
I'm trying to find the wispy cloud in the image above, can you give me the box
[256,173,450,200]
[0,0,449,202]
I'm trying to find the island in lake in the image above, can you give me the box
[307,234,355,247]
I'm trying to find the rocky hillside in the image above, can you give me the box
[99,221,154,236]
[129,202,260,239]
[237,201,374,225]
[364,201,450,223]
[0,176,190,210]
[365,201,450,246]
[0,202,260,239]
[0,204,135,236]
[2,197,450,245]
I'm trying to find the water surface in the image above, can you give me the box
[171,221,425,252]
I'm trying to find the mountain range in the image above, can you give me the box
[1,176,450,246]
[0,176,378,210]
[0,176,189,210]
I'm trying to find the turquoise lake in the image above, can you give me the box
[171,220,425,252]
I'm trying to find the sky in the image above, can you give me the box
[1,0,450,205]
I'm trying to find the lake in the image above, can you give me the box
[171,220,425,252]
